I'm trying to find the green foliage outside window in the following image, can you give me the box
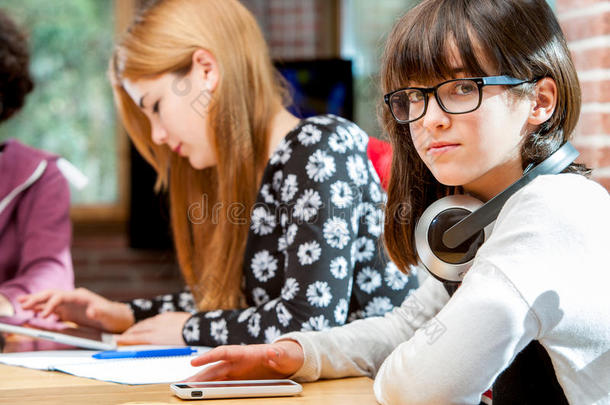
[0,0,117,204]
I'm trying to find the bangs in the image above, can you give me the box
[384,0,496,90]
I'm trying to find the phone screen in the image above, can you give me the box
[175,381,296,389]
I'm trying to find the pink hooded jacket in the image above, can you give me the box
[0,139,74,323]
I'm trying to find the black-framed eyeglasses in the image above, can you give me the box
[383,75,531,124]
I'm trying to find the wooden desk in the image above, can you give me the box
[0,336,377,404]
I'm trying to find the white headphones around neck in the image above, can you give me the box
[415,142,579,283]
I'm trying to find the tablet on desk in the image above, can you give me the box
[0,322,115,351]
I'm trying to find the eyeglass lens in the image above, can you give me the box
[389,79,480,122]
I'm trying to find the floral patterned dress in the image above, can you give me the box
[128,114,419,346]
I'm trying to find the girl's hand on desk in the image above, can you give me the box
[116,312,191,345]
[186,340,304,381]
[17,288,134,333]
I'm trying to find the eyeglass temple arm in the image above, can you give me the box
[482,75,527,85]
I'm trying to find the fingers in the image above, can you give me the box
[190,346,239,367]
[184,361,232,382]
[39,293,66,318]
[17,290,55,309]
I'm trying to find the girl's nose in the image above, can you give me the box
[150,123,169,145]
[421,95,451,132]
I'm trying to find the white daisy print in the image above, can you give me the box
[330,256,349,279]
[237,307,256,323]
[278,224,298,251]
[251,250,278,282]
[366,207,384,237]
[276,302,292,327]
[298,124,322,146]
[357,267,382,294]
[250,206,276,236]
[264,326,282,343]
[348,124,368,151]
[307,115,333,125]
[280,213,289,228]
[306,281,332,307]
[178,291,195,312]
[369,182,382,203]
[385,262,409,290]
[328,126,354,153]
[352,236,375,263]
[272,170,283,192]
[301,315,330,331]
[183,317,200,342]
[247,313,261,338]
[264,297,280,311]
[365,296,394,316]
[159,301,175,313]
[251,287,269,306]
[346,154,368,186]
[205,309,223,319]
[132,298,153,311]
[210,319,228,345]
[297,240,322,265]
[367,159,381,183]
[330,180,354,208]
[260,184,276,204]
[334,298,348,323]
[323,216,351,249]
[306,150,336,182]
[281,174,299,202]
[293,189,322,221]
[281,277,300,300]
[270,138,293,165]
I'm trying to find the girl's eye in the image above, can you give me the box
[152,100,160,114]
[407,91,424,103]
[453,82,476,95]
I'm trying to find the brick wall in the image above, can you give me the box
[557,0,610,191]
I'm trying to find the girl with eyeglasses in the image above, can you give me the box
[19,0,416,348]
[182,1,610,404]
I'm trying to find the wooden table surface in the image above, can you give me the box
[0,335,377,405]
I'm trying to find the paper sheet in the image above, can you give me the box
[0,345,211,385]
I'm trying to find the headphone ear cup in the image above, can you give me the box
[415,195,492,282]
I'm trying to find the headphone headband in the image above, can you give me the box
[442,142,579,249]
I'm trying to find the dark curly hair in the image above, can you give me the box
[0,9,34,123]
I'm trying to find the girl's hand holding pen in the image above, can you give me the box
[186,340,304,381]
[18,287,135,333]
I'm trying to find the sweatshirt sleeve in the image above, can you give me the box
[278,276,449,382]
[373,265,539,405]
[0,161,74,321]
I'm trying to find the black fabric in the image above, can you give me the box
[493,340,569,405]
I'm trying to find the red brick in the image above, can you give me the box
[591,175,610,192]
[573,113,610,136]
[581,80,610,103]
[570,47,610,71]
[560,12,610,42]
[557,0,605,14]
[574,146,610,168]
[598,147,610,167]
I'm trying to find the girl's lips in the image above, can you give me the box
[173,143,182,155]
[427,143,459,157]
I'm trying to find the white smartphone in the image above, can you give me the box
[170,379,303,399]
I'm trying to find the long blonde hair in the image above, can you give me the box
[110,0,286,310]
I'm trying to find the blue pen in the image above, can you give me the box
[92,347,197,359]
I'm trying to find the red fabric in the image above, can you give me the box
[367,137,392,190]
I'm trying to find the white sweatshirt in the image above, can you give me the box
[280,174,610,405]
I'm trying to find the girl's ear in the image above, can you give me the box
[527,77,557,126]
[192,48,219,92]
